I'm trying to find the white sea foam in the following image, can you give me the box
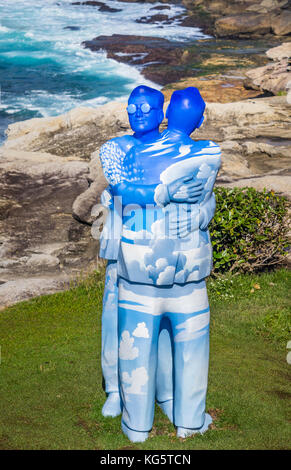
[0,25,10,32]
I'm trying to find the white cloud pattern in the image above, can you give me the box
[119,331,139,360]
[157,265,176,285]
[122,367,149,394]
[132,322,150,338]
[197,162,211,179]
[174,311,210,342]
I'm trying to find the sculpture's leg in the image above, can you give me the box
[101,261,121,417]
[156,320,174,422]
[101,262,174,420]
[170,280,212,436]
[118,279,161,442]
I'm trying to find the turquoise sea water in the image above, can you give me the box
[0,0,209,143]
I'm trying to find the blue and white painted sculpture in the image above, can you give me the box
[98,85,221,442]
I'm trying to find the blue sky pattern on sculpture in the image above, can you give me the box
[117,133,221,285]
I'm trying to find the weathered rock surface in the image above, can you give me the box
[287,80,291,104]
[271,9,291,35]
[0,147,104,308]
[244,42,291,94]
[183,0,291,38]
[266,41,291,60]
[162,72,263,103]
[215,13,273,38]
[4,104,130,160]
[0,276,71,310]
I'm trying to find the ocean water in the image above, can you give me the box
[0,0,209,144]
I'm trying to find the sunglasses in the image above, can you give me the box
[127,103,155,115]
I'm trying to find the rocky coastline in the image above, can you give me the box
[0,1,290,307]
[81,0,291,85]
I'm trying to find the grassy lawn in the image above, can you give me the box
[0,268,290,450]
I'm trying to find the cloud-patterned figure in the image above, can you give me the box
[133,322,150,338]
[122,367,149,395]
[109,86,221,442]
[119,331,139,360]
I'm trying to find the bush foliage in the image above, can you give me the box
[210,187,289,274]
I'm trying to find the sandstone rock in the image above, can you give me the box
[287,80,291,104]
[0,276,70,309]
[162,73,262,103]
[245,61,291,94]
[186,0,289,16]
[244,42,291,94]
[217,175,291,200]
[184,0,250,16]
[271,10,291,35]
[4,103,130,160]
[195,96,291,140]
[0,148,99,285]
[183,0,290,37]
[266,42,291,61]
[215,13,272,38]
[246,0,289,13]
[26,254,60,269]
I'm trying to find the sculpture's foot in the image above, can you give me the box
[176,413,212,438]
[157,399,173,423]
[121,421,149,443]
[102,392,122,417]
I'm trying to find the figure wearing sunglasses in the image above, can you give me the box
[110,87,221,442]
[98,86,204,419]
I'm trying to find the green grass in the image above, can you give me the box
[0,269,290,450]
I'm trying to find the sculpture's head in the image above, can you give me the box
[166,87,205,135]
[127,86,164,136]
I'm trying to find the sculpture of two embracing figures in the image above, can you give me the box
[96,85,221,442]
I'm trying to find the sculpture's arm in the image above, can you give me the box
[198,162,221,230]
[99,140,129,185]
[110,181,157,206]
[110,177,204,207]
[109,143,204,207]
[199,193,216,230]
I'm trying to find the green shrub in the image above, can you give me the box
[210,187,289,274]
